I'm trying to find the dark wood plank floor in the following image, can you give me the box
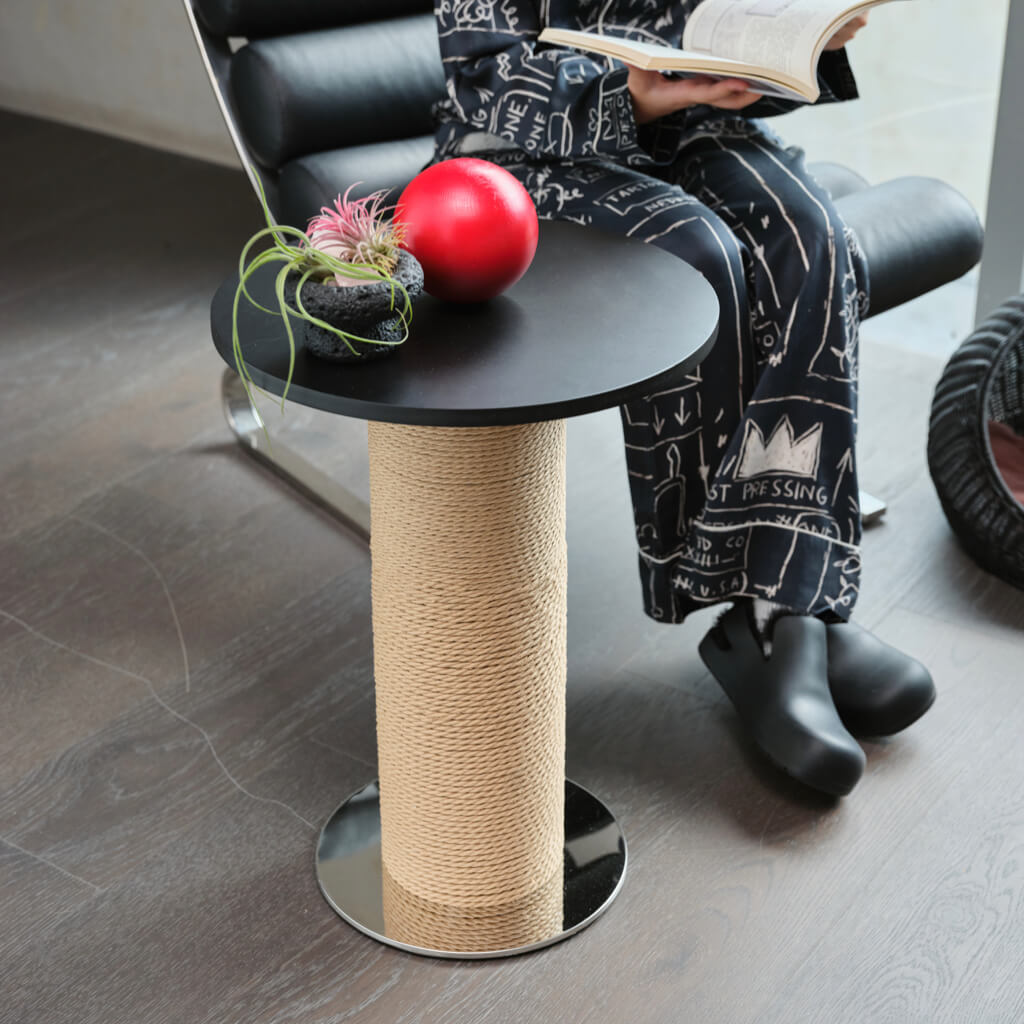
[2,110,1022,1024]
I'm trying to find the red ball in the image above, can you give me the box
[395,158,539,303]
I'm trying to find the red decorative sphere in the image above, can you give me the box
[394,158,539,303]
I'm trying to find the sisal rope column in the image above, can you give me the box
[368,419,567,950]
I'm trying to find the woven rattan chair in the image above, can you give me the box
[929,294,1024,589]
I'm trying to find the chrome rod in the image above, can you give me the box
[220,368,371,543]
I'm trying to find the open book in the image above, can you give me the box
[538,0,903,103]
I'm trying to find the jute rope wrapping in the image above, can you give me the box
[382,862,563,951]
[368,420,567,948]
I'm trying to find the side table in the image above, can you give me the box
[210,221,719,958]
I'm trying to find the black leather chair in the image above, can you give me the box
[183,0,984,535]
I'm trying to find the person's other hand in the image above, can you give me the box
[628,68,760,125]
[824,13,868,50]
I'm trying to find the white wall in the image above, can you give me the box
[0,0,237,167]
[0,0,1010,214]
[768,0,1010,218]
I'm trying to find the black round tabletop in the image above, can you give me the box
[211,220,719,427]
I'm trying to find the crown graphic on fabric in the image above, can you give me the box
[735,416,823,480]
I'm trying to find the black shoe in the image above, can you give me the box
[826,621,936,736]
[699,604,865,797]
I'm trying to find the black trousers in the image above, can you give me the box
[445,116,870,623]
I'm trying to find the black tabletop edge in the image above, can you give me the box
[211,310,720,427]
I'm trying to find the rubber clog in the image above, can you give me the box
[699,605,865,797]
[827,621,936,736]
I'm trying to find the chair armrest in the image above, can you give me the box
[808,161,870,200]
[835,177,984,317]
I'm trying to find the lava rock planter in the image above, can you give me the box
[231,178,425,389]
[288,249,424,363]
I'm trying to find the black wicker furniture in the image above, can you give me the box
[929,294,1024,589]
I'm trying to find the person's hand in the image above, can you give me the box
[627,67,760,125]
[823,13,868,51]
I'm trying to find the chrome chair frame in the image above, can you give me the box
[184,0,370,540]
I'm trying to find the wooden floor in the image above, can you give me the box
[2,111,1023,1024]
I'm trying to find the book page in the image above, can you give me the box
[682,0,880,81]
[537,26,812,99]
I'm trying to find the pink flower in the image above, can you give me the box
[306,185,404,285]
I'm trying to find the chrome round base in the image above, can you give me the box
[316,779,627,959]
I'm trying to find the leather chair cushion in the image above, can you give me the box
[279,154,868,232]
[808,161,870,200]
[195,0,432,39]
[834,177,983,316]
[279,148,982,320]
[230,15,445,168]
[279,136,436,226]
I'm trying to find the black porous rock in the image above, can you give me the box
[287,249,424,363]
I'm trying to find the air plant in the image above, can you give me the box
[307,187,404,283]
[232,172,415,411]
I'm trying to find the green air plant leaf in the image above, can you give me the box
[231,168,415,431]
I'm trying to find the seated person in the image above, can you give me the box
[430,1,935,796]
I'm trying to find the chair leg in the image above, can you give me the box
[220,367,371,544]
[859,490,887,526]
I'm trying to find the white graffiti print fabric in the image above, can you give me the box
[433,0,857,165]
[432,1,869,623]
